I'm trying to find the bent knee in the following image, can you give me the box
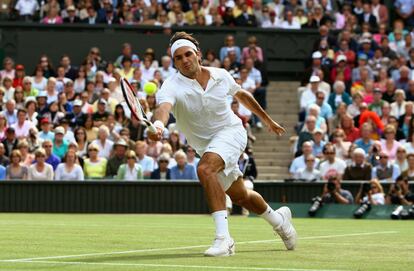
[197,163,219,179]
[230,190,249,206]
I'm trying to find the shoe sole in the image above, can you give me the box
[204,241,235,257]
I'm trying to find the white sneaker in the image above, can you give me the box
[274,206,297,250]
[256,122,263,129]
[204,236,235,257]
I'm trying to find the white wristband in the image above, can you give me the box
[153,120,165,131]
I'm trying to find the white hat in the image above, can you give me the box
[54,126,65,135]
[312,51,322,59]
[336,54,347,63]
[73,99,82,107]
[310,75,320,83]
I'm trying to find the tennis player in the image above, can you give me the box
[148,32,297,257]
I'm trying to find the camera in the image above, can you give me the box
[354,200,371,219]
[401,205,414,220]
[362,182,371,194]
[327,181,336,192]
[309,196,323,217]
[391,205,404,219]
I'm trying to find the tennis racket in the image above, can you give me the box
[120,78,157,133]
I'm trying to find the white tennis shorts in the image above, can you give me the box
[198,125,248,191]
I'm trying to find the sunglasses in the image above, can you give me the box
[127,157,136,159]
[159,160,169,163]
[89,149,98,152]
[306,159,315,162]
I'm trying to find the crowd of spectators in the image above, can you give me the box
[0,30,264,182]
[289,1,414,205]
[2,0,411,30]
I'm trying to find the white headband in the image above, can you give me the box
[171,39,197,57]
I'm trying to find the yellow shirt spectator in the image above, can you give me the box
[84,157,107,179]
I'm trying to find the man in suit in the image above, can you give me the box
[151,154,171,180]
[81,6,98,24]
[235,3,257,27]
[63,5,80,23]
[357,2,378,30]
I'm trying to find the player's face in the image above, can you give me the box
[173,47,200,78]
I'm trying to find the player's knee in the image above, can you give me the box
[197,163,216,180]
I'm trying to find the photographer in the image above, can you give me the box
[386,176,414,205]
[355,179,385,205]
[321,175,354,204]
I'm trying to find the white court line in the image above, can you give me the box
[0,259,350,271]
[0,231,397,263]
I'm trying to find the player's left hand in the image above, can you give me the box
[265,120,286,136]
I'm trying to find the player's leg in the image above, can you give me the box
[226,178,297,250]
[197,152,235,257]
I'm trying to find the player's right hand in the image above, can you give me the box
[148,127,163,141]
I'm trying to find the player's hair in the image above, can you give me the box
[169,32,200,51]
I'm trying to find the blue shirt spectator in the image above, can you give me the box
[171,164,197,180]
[39,131,55,142]
[355,138,373,154]
[0,165,6,179]
[46,153,61,171]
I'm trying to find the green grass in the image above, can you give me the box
[0,214,413,271]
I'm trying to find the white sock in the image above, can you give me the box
[260,205,283,228]
[212,210,230,238]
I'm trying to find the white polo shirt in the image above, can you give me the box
[157,67,243,151]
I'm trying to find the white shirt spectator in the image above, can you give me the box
[15,0,39,16]
[262,18,281,28]
[300,89,317,110]
[92,139,114,158]
[63,130,76,143]
[138,155,155,173]
[159,66,177,81]
[289,155,320,175]
[0,70,15,81]
[140,67,156,84]
[55,163,84,180]
[3,109,17,126]
[247,67,262,86]
[280,20,301,29]
[318,158,347,180]
[124,163,143,181]
[390,101,406,118]
[31,77,47,92]
[294,167,321,181]
[28,163,54,180]
[12,120,33,138]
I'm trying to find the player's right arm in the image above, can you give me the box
[148,102,173,141]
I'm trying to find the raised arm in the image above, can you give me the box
[148,102,173,141]
[234,89,285,136]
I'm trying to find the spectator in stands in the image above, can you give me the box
[0,143,10,166]
[311,129,325,159]
[355,179,385,205]
[92,125,113,158]
[290,141,319,176]
[343,148,372,181]
[63,5,80,23]
[17,140,33,167]
[52,126,68,159]
[354,123,374,154]
[116,150,143,181]
[300,75,320,113]
[296,115,317,155]
[235,3,257,27]
[55,150,84,180]
[135,140,155,178]
[151,153,171,180]
[371,0,388,25]
[313,91,333,121]
[42,140,60,171]
[321,175,354,204]
[328,81,351,113]
[331,128,352,161]
[219,35,241,63]
[280,10,300,29]
[2,127,18,157]
[170,150,197,180]
[368,88,384,116]
[396,146,408,172]
[371,151,400,182]
[3,99,17,126]
[390,89,407,119]
[14,0,39,22]
[28,148,54,180]
[106,139,128,178]
[380,125,401,161]
[394,0,414,27]
[82,6,98,24]
[83,143,107,179]
[3,78,15,102]
[386,175,413,205]
[42,7,63,24]
[186,145,199,175]
[400,153,414,180]
[319,143,347,180]
[357,2,377,30]
[0,57,15,81]
[341,114,360,143]
[294,153,320,181]
[6,150,27,179]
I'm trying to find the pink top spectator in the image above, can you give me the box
[380,139,400,161]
